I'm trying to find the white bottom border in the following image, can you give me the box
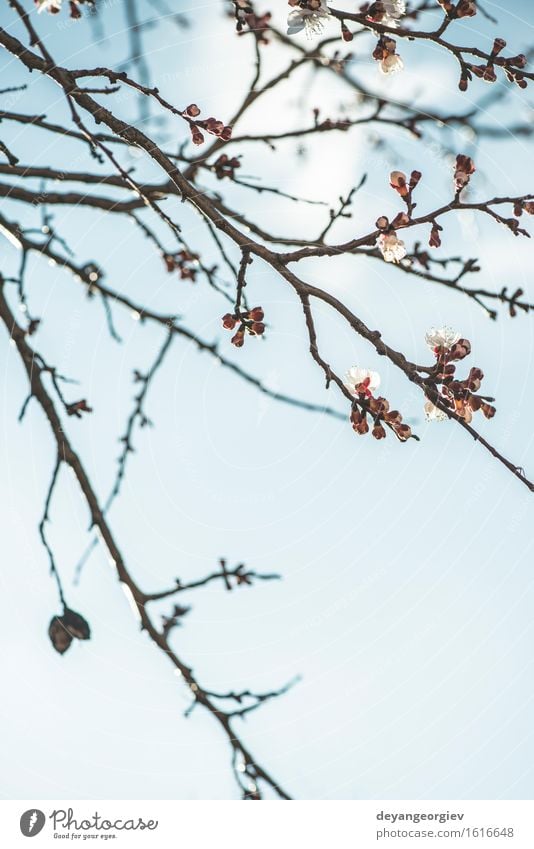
[2,800,534,848]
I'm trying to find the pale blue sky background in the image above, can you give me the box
[0,0,533,800]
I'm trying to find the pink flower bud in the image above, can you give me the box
[390,171,408,197]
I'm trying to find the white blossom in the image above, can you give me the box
[381,0,406,27]
[37,0,62,11]
[345,367,381,397]
[425,326,460,352]
[377,231,406,263]
[424,401,448,422]
[379,53,405,74]
[287,3,330,37]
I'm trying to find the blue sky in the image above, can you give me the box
[0,0,533,800]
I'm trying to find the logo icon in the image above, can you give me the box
[20,810,46,837]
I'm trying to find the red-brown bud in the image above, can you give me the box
[448,338,471,360]
[491,38,506,56]
[248,306,264,322]
[372,423,386,440]
[49,608,91,655]
[231,330,245,348]
[222,313,238,330]
[429,222,442,248]
[456,0,477,18]
[394,423,412,441]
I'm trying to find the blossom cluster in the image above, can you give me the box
[183,104,232,146]
[458,37,529,90]
[375,169,422,262]
[213,154,242,180]
[285,0,407,72]
[467,38,528,89]
[344,328,496,440]
[423,328,496,424]
[374,156,483,259]
[222,306,266,348]
[390,168,421,205]
[163,249,200,281]
[345,367,412,441]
